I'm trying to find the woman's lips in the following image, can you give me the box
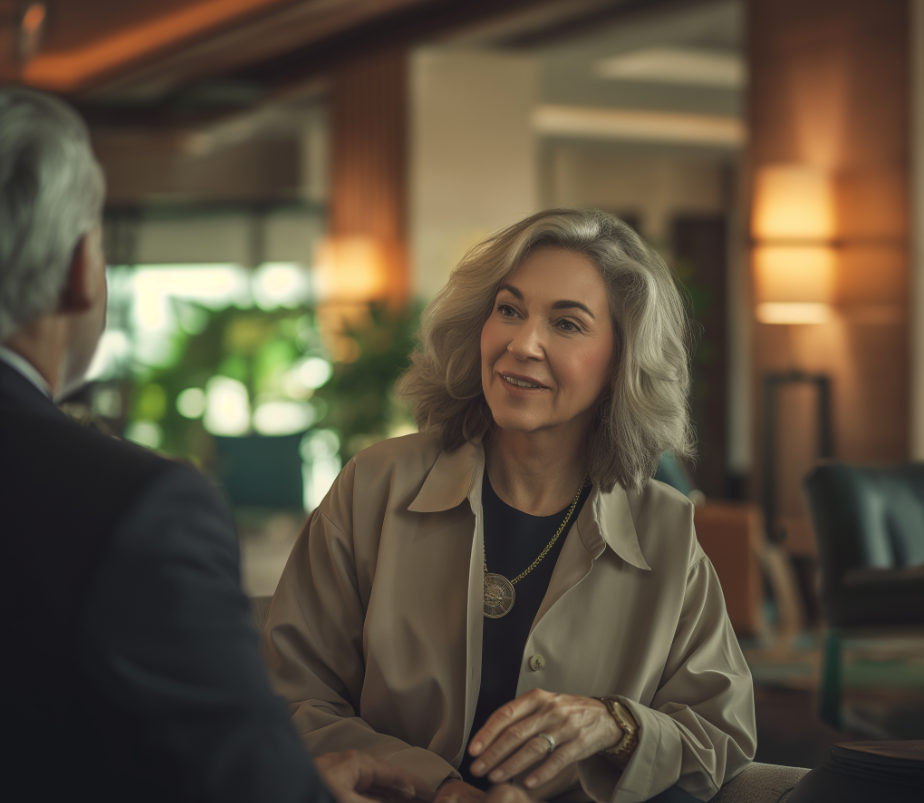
[499,373,548,395]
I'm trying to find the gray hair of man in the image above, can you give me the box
[0,86,105,342]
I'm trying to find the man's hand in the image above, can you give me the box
[315,750,435,803]
[433,779,485,803]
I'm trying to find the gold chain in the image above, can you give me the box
[483,473,588,585]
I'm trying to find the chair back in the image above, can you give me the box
[804,462,924,626]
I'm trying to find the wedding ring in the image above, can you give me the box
[537,733,556,753]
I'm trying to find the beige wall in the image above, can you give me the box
[410,49,539,301]
[542,145,731,242]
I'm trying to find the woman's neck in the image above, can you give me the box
[485,429,587,516]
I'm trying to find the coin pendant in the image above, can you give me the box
[484,572,515,618]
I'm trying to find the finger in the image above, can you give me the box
[469,692,546,756]
[470,710,550,777]
[483,734,559,783]
[522,742,589,789]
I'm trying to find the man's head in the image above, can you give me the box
[0,87,107,395]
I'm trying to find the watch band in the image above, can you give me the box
[596,697,640,769]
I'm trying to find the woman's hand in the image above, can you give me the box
[433,779,485,803]
[467,690,623,790]
[315,750,435,803]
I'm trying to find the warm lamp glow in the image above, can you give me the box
[754,245,834,303]
[315,236,388,303]
[754,245,835,324]
[756,303,832,324]
[752,165,834,241]
[752,164,837,325]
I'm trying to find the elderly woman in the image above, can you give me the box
[263,209,756,803]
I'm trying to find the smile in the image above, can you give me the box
[500,374,545,389]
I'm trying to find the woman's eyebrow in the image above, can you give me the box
[552,299,595,319]
[498,285,595,319]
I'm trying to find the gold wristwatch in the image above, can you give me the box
[597,697,640,769]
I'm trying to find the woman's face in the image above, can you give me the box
[480,247,615,442]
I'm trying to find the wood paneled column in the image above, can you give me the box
[329,49,409,305]
[748,0,912,535]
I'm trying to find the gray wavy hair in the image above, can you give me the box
[396,208,695,493]
[0,87,105,342]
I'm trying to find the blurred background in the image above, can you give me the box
[2,0,922,768]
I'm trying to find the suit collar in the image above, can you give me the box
[0,359,64,419]
[408,438,650,571]
[0,345,52,398]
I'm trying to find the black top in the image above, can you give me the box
[0,360,332,803]
[460,472,591,788]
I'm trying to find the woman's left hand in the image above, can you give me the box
[467,690,623,790]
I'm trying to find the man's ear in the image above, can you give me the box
[59,231,99,313]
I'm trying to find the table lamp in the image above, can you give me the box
[751,164,836,542]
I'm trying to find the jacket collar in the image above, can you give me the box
[408,439,650,571]
[0,358,63,419]
[408,440,485,513]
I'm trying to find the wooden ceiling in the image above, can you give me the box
[19,0,428,98]
[6,0,686,127]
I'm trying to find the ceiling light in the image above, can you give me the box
[532,105,744,148]
[595,47,745,88]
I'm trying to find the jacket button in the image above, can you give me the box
[528,654,546,671]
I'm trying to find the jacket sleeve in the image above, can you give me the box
[578,555,757,803]
[79,464,332,803]
[262,459,459,790]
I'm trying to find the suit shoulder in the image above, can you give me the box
[2,405,187,499]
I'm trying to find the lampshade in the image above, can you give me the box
[314,236,388,303]
[754,245,834,324]
[751,165,835,241]
[752,164,836,324]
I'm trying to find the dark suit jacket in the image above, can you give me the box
[0,360,332,803]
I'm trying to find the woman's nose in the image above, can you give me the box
[506,322,544,360]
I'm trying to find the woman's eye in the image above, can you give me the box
[557,319,580,332]
[497,304,517,317]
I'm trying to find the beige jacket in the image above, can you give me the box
[263,433,756,803]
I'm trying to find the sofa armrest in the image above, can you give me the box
[712,762,809,803]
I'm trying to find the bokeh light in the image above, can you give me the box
[204,376,250,436]
[176,387,207,419]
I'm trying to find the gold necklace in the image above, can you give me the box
[483,474,587,619]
